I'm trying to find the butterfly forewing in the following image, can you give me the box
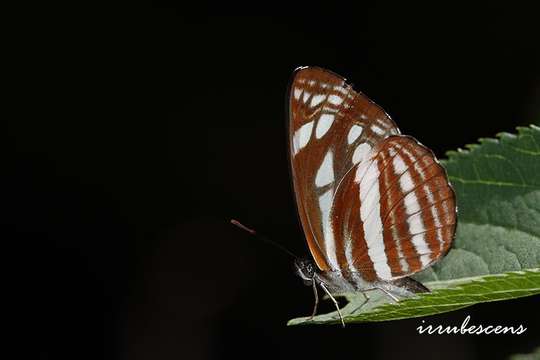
[288,67,400,271]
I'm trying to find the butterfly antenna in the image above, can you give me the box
[230,219,298,259]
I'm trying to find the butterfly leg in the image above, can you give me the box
[319,282,345,328]
[308,280,319,320]
[376,286,400,302]
[349,291,370,314]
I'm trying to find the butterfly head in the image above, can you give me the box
[294,257,317,285]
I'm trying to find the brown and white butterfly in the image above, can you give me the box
[289,66,457,326]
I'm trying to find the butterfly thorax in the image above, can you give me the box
[295,257,372,292]
[316,269,374,294]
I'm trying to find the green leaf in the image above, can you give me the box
[509,346,540,360]
[417,125,540,282]
[289,125,540,326]
[288,269,540,325]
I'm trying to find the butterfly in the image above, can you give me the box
[288,66,457,326]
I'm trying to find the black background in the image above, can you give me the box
[8,3,540,360]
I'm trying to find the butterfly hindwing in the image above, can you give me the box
[330,136,457,281]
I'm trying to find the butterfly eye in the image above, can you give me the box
[294,258,316,282]
[306,262,315,276]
